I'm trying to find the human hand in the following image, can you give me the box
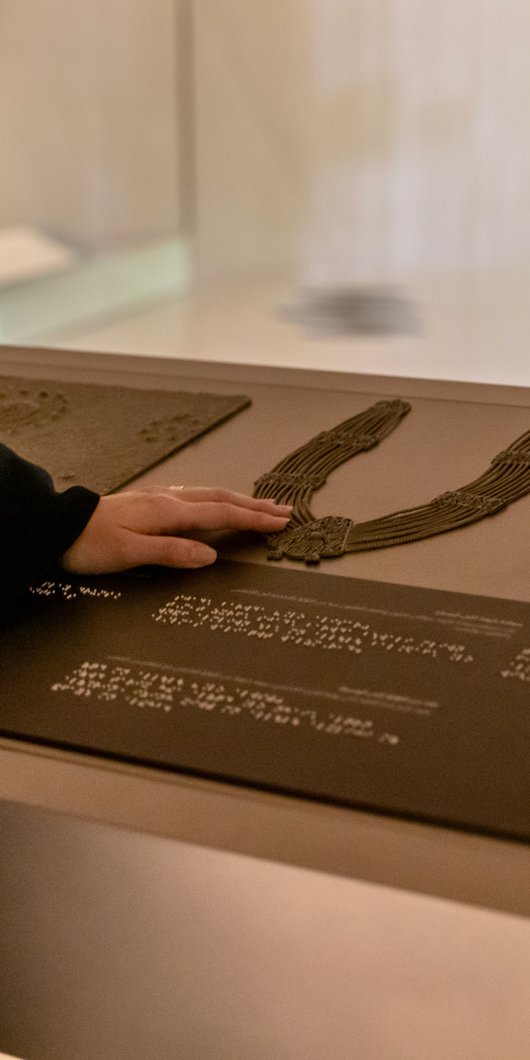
[61,486,292,574]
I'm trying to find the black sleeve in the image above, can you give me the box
[0,443,100,603]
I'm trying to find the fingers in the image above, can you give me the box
[176,488,292,515]
[152,498,291,534]
[203,503,291,531]
[139,485,292,516]
[116,492,291,536]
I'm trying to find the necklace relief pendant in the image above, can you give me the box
[267,516,354,564]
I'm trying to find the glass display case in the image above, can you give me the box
[1,1,530,388]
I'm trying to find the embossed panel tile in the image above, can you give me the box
[0,375,249,493]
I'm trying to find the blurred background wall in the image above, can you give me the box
[2,0,530,277]
[0,0,181,253]
[193,0,309,281]
[193,0,530,284]
[301,0,530,285]
[1,0,530,344]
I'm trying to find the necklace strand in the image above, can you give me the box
[253,401,530,564]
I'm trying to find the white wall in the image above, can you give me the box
[194,1,530,283]
[193,0,309,281]
[304,0,530,284]
[0,0,182,252]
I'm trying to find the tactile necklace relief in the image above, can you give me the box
[252,400,530,564]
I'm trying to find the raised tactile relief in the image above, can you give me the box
[0,375,250,494]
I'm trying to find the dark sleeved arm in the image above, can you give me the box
[0,443,100,602]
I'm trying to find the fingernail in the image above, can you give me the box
[192,544,217,565]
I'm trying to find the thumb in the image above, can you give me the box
[122,532,217,569]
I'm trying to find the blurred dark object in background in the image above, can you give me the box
[279,287,419,338]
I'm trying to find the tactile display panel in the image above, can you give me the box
[0,374,250,493]
[1,559,528,843]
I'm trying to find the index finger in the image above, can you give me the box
[168,500,292,533]
[162,486,293,514]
